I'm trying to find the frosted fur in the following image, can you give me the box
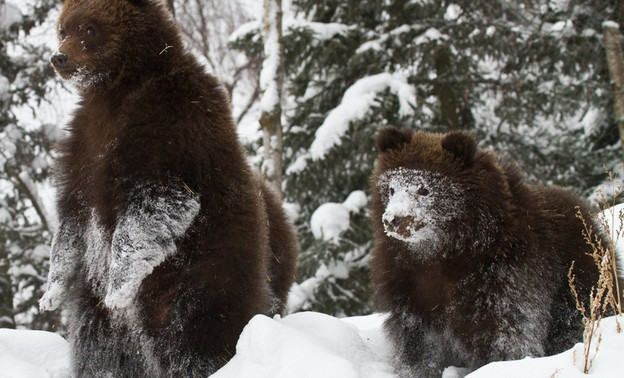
[377,168,464,259]
[105,185,200,309]
[369,128,613,377]
[39,217,85,311]
[68,64,109,89]
[84,211,111,297]
[45,1,299,375]
[41,185,199,312]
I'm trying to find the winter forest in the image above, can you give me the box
[1,0,624,376]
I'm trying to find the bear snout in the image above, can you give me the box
[383,214,423,238]
[50,51,68,69]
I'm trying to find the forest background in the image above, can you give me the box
[1,0,624,332]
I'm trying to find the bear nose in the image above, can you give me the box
[50,51,68,69]
[384,216,403,230]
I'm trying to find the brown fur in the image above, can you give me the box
[41,1,298,377]
[369,127,617,377]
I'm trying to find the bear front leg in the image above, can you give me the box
[40,218,85,312]
[386,312,447,378]
[104,184,200,309]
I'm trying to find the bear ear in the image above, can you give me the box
[376,127,412,153]
[441,131,477,167]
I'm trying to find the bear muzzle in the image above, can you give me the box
[50,51,68,70]
[383,215,424,238]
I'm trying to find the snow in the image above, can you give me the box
[310,190,367,242]
[0,75,9,104]
[285,72,417,173]
[309,73,415,161]
[259,0,281,114]
[602,20,620,30]
[0,328,69,378]
[0,2,21,31]
[444,4,462,21]
[5,312,621,378]
[296,21,353,40]
[414,28,447,45]
[212,312,395,378]
[467,316,624,378]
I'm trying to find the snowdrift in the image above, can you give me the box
[1,312,623,378]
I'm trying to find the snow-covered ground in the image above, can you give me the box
[1,312,623,378]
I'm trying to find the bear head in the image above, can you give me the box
[371,127,511,260]
[50,0,179,90]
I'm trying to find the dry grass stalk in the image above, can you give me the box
[568,172,623,374]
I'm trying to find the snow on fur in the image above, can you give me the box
[105,186,200,309]
[39,217,85,312]
[39,184,200,311]
[377,168,464,258]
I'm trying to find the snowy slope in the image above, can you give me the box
[1,312,622,378]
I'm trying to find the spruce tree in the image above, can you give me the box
[0,0,63,331]
[278,0,623,316]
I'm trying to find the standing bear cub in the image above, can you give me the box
[369,127,619,377]
[39,0,299,377]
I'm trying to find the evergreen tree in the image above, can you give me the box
[276,0,623,316]
[0,0,63,331]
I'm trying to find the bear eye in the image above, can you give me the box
[60,29,67,40]
[417,187,429,196]
[86,27,95,36]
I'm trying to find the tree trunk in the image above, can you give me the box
[434,44,461,130]
[603,21,624,159]
[0,249,15,329]
[259,0,284,189]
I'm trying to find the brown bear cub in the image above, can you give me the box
[39,0,299,377]
[369,127,619,377]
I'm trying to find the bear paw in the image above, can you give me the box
[39,284,64,312]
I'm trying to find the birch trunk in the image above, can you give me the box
[259,0,284,189]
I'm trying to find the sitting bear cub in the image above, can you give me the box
[369,127,619,377]
[40,0,298,377]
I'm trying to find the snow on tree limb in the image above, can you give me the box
[260,0,282,115]
[287,73,416,174]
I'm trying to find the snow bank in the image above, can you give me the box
[1,313,623,377]
[212,312,394,378]
[467,316,624,378]
[215,314,624,378]
[0,328,69,378]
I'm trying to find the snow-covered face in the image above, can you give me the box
[377,167,464,258]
